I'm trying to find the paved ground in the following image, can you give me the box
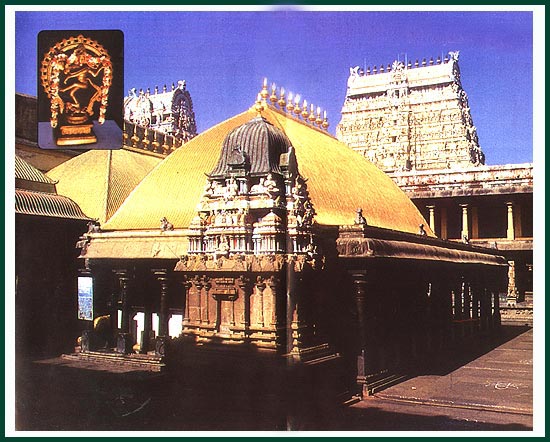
[374,328,532,414]
[12,325,533,433]
[349,326,533,431]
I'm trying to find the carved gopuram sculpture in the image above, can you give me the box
[337,51,486,171]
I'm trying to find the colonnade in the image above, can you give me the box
[425,200,528,305]
[424,200,522,241]
[101,267,175,355]
[350,262,503,397]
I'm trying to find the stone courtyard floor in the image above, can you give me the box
[349,326,534,431]
[11,325,535,433]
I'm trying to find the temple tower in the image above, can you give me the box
[124,80,197,142]
[336,51,485,172]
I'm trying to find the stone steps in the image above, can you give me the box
[62,351,165,372]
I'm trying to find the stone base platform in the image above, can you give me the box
[62,349,165,372]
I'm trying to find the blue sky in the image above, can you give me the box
[14,8,534,165]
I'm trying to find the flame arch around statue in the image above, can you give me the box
[40,35,113,130]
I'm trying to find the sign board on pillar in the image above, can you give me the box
[77,276,93,321]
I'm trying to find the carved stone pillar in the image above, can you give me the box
[203,276,211,324]
[506,202,515,240]
[440,207,448,240]
[153,269,170,355]
[471,206,479,239]
[114,269,133,354]
[237,276,251,330]
[426,205,436,234]
[267,276,280,328]
[183,278,191,323]
[193,275,204,324]
[445,277,455,344]
[452,286,462,320]
[255,277,266,328]
[514,203,523,238]
[460,204,469,241]
[471,276,480,334]
[351,270,373,397]
[507,260,519,307]
[480,288,490,332]
[141,305,153,354]
[463,280,471,320]
[492,282,501,329]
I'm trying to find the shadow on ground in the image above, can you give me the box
[14,325,532,431]
[412,324,531,376]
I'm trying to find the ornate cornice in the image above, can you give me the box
[174,252,323,273]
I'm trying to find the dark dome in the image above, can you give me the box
[209,117,291,178]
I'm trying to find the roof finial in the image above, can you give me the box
[254,93,264,115]
[286,92,295,113]
[260,78,269,101]
[293,95,301,116]
[308,103,316,123]
[277,87,286,110]
[269,83,278,104]
[301,99,309,120]
[321,110,329,130]
[315,106,322,126]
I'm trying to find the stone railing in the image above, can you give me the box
[390,163,533,197]
[123,120,183,156]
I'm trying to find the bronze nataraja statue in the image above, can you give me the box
[40,35,112,146]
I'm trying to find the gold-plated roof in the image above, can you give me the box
[15,154,56,193]
[103,105,432,236]
[103,110,255,230]
[47,148,161,224]
[16,189,89,220]
[264,107,432,234]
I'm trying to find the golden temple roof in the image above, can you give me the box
[47,149,161,224]
[15,155,88,220]
[16,189,89,220]
[103,110,254,230]
[103,104,432,237]
[15,154,57,193]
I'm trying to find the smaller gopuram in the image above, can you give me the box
[336,51,485,172]
[123,80,198,155]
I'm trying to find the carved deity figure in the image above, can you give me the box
[418,224,427,236]
[354,208,367,225]
[347,66,360,88]
[160,217,174,231]
[250,178,266,194]
[224,177,239,200]
[264,173,280,198]
[215,235,230,259]
[212,181,225,196]
[203,181,214,197]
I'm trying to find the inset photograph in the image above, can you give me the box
[37,30,123,149]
